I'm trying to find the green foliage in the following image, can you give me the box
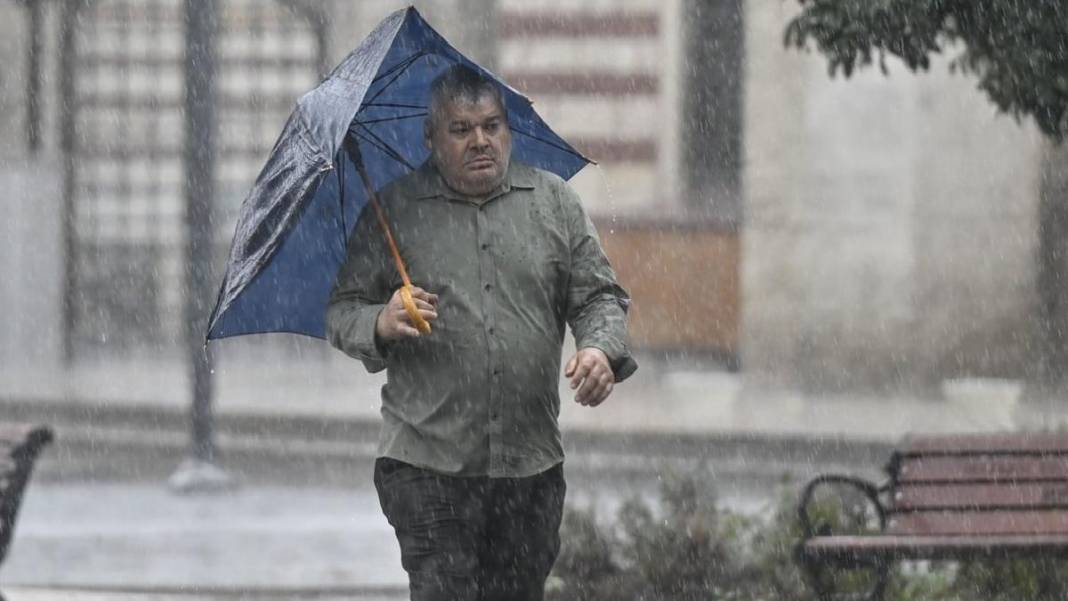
[783,0,1068,140]
[549,474,764,601]
[550,472,1068,600]
[952,558,1068,601]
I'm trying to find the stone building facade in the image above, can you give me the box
[0,0,1046,393]
[742,2,1044,391]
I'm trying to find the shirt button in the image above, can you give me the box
[488,327,495,335]
[484,283,493,291]
[491,413,499,420]
[493,368,500,376]
[481,243,489,250]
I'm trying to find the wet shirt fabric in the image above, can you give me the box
[326,160,637,478]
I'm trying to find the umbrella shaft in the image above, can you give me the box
[354,158,413,289]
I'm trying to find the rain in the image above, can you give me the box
[1,0,1067,600]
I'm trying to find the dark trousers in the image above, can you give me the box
[374,457,566,601]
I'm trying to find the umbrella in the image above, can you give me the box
[206,6,591,341]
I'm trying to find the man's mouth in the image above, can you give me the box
[467,156,496,170]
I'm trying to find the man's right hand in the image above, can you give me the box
[376,286,439,340]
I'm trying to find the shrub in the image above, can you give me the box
[550,470,1068,601]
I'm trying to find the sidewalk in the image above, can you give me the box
[5,586,402,601]
[5,589,401,601]
[2,482,407,600]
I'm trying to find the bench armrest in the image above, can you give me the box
[798,474,887,540]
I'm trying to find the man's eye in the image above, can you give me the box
[450,126,470,135]
[484,122,499,133]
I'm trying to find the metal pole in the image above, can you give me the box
[186,0,218,463]
[26,0,43,152]
[59,0,82,366]
[682,0,744,222]
[170,0,231,492]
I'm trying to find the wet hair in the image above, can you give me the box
[426,64,507,131]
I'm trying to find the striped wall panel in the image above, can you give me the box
[497,8,662,166]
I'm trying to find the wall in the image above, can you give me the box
[1,157,65,370]
[599,221,739,357]
[742,1,1043,392]
[0,4,64,369]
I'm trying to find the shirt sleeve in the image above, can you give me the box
[558,180,638,382]
[325,202,393,374]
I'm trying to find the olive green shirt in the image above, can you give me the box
[325,160,637,478]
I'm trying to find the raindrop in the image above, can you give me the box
[592,163,617,235]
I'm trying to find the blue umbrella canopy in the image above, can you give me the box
[207,6,590,341]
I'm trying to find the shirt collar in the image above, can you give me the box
[412,159,536,202]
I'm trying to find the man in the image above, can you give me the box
[326,64,637,601]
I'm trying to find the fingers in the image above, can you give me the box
[409,287,439,306]
[412,298,437,313]
[399,307,438,324]
[570,348,614,407]
[575,366,613,406]
[395,322,422,338]
[569,359,591,390]
[580,377,615,407]
[402,295,438,322]
[379,287,439,340]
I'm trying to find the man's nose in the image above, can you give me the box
[472,126,489,147]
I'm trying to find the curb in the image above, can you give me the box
[4,584,407,599]
[3,396,896,489]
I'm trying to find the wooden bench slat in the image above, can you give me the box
[887,510,1068,536]
[803,534,1068,561]
[894,483,1068,511]
[901,433,1068,456]
[897,456,1068,483]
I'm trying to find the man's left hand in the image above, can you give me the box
[564,347,614,407]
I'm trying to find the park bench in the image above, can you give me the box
[0,423,53,599]
[797,432,1068,601]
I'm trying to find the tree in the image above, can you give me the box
[784,0,1068,392]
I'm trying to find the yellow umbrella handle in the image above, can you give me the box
[399,285,432,334]
[352,156,432,335]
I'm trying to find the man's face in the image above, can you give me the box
[426,93,512,198]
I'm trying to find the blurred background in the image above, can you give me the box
[0,0,1058,596]
[1,0,1051,391]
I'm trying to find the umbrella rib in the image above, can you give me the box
[352,131,400,166]
[353,126,416,171]
[361,102,427,110]
[362,50,429,109]
[509,127,592,163]
[355,112,428,125]
[335,149,349,252]
[370,50,427,84]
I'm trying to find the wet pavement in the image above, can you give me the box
[0,479,691,600]
[5,590,401,601]
[5,591,401,601]
[2,482,407,599]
